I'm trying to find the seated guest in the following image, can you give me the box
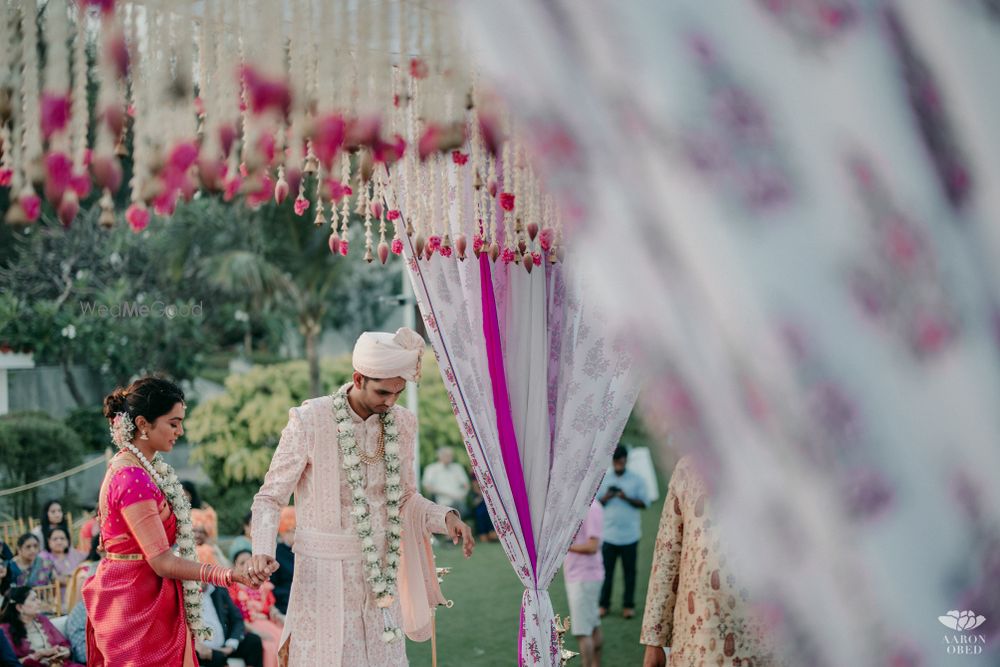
[228,512,253,563]
[421,447,471,517]
[0,561,11,610]
[0,543,11,563]
[182,481,218,540]
[8,536,54,589]
[193,510,229,567]
[196,583,264,667]
[75,504,97,555]
[0,586,82,666]
[0,631,19,667]
[63,539,100,665]
[271,507,296,615]
[30,502,70,551]
[471,478,497,543]
[41,529,84,606]
[229,550,282,667]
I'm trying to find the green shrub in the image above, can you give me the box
[64,407,111,454]
[0,411,86,518]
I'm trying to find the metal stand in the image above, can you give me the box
[554,615,579,665]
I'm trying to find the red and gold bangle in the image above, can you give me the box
[202,564,231,587]
[198,563,211,583]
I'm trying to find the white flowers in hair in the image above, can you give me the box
[109,412,135,449]
[333,387,404,643]
[109,415,211,640]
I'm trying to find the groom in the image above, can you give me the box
[248,327,474,666]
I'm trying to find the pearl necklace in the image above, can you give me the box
[119,441,166,486]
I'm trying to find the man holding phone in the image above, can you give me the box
[596,445,648,619]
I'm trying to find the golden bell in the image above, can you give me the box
[4,201,28,226]
[99,207,116,229]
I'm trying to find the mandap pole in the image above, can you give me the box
[403,273,421,482]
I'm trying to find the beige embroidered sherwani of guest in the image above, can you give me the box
[251,383,454,667]
[641,457,780,667]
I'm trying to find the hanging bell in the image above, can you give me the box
[473,170,482,191]
[488,241,500,263]
[364,246,374,264]
[99,193,116,229]
[360,151,374,183]
[98,206,115,230]
[97,207,115,229]
[455,234,467,261]
[4,201,28,226]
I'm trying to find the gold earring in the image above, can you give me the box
[140,431,149,440]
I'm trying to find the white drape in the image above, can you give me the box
[460,1,1000,664]
[389,165,639,664]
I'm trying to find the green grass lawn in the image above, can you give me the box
[406,494,665,666]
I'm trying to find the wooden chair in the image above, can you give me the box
[64,562,94,612]
[33,581,63,616]
[1,517,28,546]
[70,511,95,552]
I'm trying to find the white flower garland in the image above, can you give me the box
[332,387,405,643]
[109,413,211,640]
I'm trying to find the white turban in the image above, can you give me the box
[352,327,425,383]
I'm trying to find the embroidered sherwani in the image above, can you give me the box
[640,457,781,666]
[251,385,454,666]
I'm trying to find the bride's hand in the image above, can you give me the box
[233,561,266,589]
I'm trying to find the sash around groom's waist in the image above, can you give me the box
[293,527,384,561]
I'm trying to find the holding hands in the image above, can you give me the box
[238,554,280,588]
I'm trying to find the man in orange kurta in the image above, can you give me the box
[249,328,474,666]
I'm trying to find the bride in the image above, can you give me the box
[82,376,277,666]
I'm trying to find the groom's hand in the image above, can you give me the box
[445,511,475,558]
[247,554,280,587]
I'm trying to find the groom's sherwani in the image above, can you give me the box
[252,386,453,666]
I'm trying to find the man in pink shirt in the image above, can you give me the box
[563,500,605,667]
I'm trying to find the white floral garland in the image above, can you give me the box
[109,413,211,640]
[332,387,405,643]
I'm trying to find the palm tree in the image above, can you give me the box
[162,196,396,398]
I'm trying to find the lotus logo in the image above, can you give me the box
[938,610,986,632]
